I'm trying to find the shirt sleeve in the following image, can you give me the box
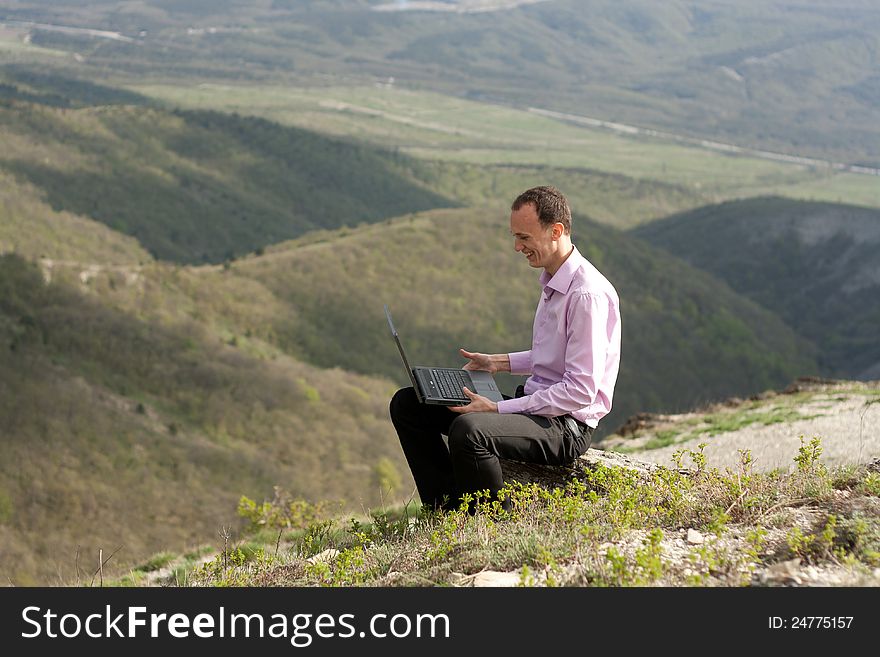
[497,292,609,417]
[507,350,532,376]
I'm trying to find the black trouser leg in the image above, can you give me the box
[390,386,593,511]
[447,412,592,510]
[389,387,458,509]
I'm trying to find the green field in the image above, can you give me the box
[0,27,69,59]
[132,82,880,210]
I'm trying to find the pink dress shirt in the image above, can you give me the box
[496,246,621,428]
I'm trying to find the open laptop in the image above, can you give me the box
[385,305,504,406]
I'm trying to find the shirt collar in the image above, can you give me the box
[539,245,584,297]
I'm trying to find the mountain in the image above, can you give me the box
[0,99,455,263]
[1,0,872,591]
[215,206,817,433]
[0,202,819,584]
[0,252,408,585]
[3,0,879,164]
[632,197,880,380]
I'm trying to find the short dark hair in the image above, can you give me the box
[511,186,572,234]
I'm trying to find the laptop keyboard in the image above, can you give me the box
[431,369,471,401]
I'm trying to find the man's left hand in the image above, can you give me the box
[449,387,498,414]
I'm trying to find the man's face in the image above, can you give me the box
[510,203,560,270]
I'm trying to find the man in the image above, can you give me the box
[389,186,621,511]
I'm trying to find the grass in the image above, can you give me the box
[611,389,846,454]
[0,28,69,59]
[130,82,880,211]
[161,438,880,588]
[643,429,680,450]
[697,406,814,438]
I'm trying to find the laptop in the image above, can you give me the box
[385,305,504,406]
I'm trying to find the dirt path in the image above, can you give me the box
[605,383,880,474]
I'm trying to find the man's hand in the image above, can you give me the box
[449,387,498,414]
[459,349,509,374]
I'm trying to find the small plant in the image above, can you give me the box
[790,436,832,499]
[786,515,840,564]
[826,513,880,567]
[305,546,376,587]
[299,519,336,558]
[348,504,418,548]
[857,471,880,497]
[237,487,335,532]
[672,442,708,473]
[794,435,825,474]
[634,528,665,582]
[536,547,564,587]
[190,545,278,587]
[599,530,666,586]
[518,564,538,587]
[425,510,462,563]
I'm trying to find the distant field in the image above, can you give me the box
[0,27,67,58]
[131,82,880,210]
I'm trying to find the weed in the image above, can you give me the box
[304,546,377,587]
[518,564,538,587]
[790,436,832,499]
[137,551,175,573]
[857,471,880,497]
[786,515,840,564]
[237,487,336,532]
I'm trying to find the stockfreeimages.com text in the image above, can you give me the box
[21,605,450,646]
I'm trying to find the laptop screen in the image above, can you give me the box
[385,305,420,393]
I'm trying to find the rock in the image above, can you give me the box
[306,549,339,564]
[452,570,524,587]
[686,529,704,545]
[760,558,803,585]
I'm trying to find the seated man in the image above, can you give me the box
[390,186,621,511]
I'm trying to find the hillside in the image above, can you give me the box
[632,197,880,380]
[33,205,818,437]
[3,0,879,163]
[1,204,822,584]
[0,99,454,263]
[0,71,742,239]
[1,0,875,593]
[212,207,817,434]
[0,253,410,585]
[129,378,880,588]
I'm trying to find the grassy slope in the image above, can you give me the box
[131,82,880,212]
[214,207,818,433]
[148,381,880,589]
[632,197,880,379]
[0,170,152,265]
[0,99,455,264]
[0,203,819,583]
[0,254,409,585]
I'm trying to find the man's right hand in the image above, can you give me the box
[459,349,509,374]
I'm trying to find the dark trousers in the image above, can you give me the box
[389,386,594,510]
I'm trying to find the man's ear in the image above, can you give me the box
[551,222,565,240]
